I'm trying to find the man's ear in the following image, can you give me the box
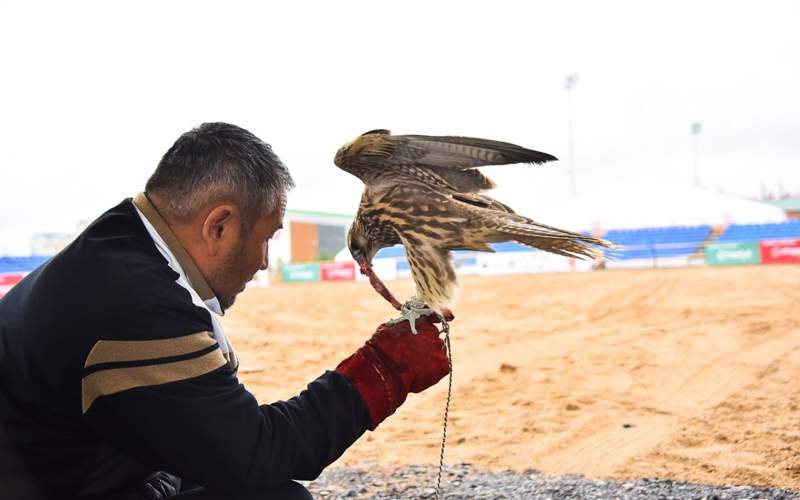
[201,204,239,256]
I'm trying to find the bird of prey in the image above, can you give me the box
[334,129,613,329]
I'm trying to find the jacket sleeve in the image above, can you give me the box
[83,352,370,495]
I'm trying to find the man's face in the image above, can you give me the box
[210,200,284,311]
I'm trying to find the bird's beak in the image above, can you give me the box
[357,256,370,275]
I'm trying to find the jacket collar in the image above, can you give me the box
[132,192,217,304]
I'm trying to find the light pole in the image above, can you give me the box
[565,74,579,197]
[691,121,702,187]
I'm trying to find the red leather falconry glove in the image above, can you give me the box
[336,317,450,430]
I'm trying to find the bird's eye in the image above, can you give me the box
[350,243,364,258]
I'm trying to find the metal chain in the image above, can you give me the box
[435,319,453,500]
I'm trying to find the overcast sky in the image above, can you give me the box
[1,1,798,254]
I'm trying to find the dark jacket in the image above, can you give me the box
[0,198,369,499]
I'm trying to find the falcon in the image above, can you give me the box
[334,129,613,330]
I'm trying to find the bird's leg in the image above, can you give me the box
[440,307,455,322]
[358,259,453,334]
[385,298,438,335]
[359,259,403,311]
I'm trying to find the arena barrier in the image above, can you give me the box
[760,239,800,264]
[281,262,321,283]
[274,236,800,286]
[320,261,356,281]
[705,242,761,266]
[0,273,26,299]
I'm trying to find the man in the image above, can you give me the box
[0,123,450,499]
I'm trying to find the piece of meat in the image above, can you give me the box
[360,262,403,311]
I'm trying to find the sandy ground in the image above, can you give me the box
[221,265,800,489]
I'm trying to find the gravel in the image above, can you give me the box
[306,463,799,499]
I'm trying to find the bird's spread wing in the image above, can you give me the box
[451,192,516,214]
[334,129,557,191]
[397,231,458,313]
[397,134,557,169]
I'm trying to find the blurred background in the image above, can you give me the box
[1,0,799,290]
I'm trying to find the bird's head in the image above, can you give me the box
[347,220,375,275]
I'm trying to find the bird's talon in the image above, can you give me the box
[386,300,437,334]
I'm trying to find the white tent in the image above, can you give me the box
[535,177,787,233]
[334,246,353,262]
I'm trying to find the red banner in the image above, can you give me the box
[0,273,25,298]
[760,239,800,264]
[320,261,355,281]
[0,273,24,286]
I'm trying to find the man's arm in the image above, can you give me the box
[83,317,448,496]
[85,364,368,494]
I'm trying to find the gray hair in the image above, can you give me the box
[145,122,294,230]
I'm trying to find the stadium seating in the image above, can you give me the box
[716,220,800,242]
[0,256,50,274]
[602,226,712,260]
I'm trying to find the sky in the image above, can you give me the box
[1,1,799,254]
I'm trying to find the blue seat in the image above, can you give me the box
[0,255,50,273]
[717,220,800,242]
[603,225,711,260]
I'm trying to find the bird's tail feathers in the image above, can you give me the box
[497,217,616,260]
[509,234,609,260]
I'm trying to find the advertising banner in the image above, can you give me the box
[760,239,800,264]
[0,273,25,298]
[705,242,761,266]
[320,261,355,281]
[281,263,321,283]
